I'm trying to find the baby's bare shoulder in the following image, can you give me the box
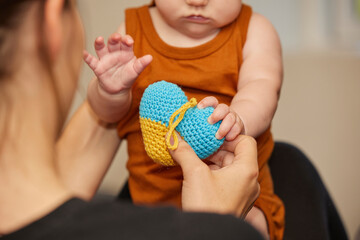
[244,12,281,55]
[248,12,277,36]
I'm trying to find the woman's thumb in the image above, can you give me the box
[168,132,204,175]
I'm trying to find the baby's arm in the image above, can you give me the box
[199,13,281,240]
[84,32,152,123]
[201,14,282,140]
[231,13,283,138]
[199,12,282,140]
[231,13,282,239]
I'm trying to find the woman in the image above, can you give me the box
[0,0,261,239]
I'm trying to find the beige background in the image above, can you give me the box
[73,1,360,239]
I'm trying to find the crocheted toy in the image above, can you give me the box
[139,80,225,166]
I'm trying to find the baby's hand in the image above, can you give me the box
[83,33,152,95]
[198,96,244,141]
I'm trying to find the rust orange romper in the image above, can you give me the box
[117,4,285,239]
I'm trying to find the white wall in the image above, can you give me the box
[73,1,360,239]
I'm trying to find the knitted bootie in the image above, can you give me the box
[139,80,224,166]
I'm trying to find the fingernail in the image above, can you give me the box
[208,118,214,125]
[169,135,174,145]
[215,132,221,140]
[197,103,204,109]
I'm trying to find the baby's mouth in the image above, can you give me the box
[186,15,210,23]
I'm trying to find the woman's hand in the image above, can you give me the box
[169,134,260,218]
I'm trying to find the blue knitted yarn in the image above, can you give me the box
[140,80,225,160]
[177,107,223,159]
[140,81,187,126]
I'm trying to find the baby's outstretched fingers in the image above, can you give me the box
[197,96,218,109]
[83,50,98,71]
[224,114,243,141]
[94,36,108,59]
[107,33,122,53]
[208,103,229,125]
[215,111,236,139]
[218,111,244,140]
[133,55,153,75]
[119,35,135,52]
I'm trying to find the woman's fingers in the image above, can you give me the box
[207,150,234,168]
[233,135,258,166]
[175,133,260,217]
[208,135,256,168]
[168,132,206,176]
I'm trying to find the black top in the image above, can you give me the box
[2,198,263,240]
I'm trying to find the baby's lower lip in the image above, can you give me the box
[186,15,210,23]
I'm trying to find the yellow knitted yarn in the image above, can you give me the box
[140,98,197,166]
[140,118,175,166]
[166,98,197,150]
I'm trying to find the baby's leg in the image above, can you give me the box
[246,206,269,239]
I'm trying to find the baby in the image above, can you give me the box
[84,0,284,239]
